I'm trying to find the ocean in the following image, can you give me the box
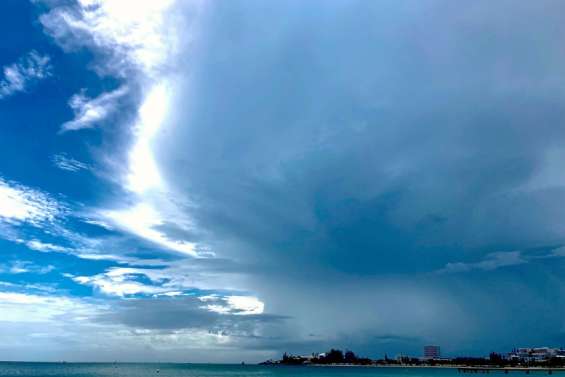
[0,364,555,377]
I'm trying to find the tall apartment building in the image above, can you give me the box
[423,345,441,359]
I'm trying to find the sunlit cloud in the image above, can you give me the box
[71,266,210,298]
[61,86,128,132]
[101,81,205,256]
[73,252,167,267]
[126,82,169,194]
[0,50,52,99]
[0,289,260,361]
[226,296,265,315]
[41,0,202,258]
[102,203,198,256]
[70,259,251,302]
[200,295,265,316]
[0,178,60,226]
[24,239,70,253]
[39,0,181,78]
[0,261,55,275]
[72,271,167,297]
[0,291,102,324]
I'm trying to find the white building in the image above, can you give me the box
[508,347,565,362]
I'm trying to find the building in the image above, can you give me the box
[507,347,565,362]
[423,345,441,359]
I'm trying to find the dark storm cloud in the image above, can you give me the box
[147,0,565,355]
[157,0,565,273]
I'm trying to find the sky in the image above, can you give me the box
[2,0,565,363]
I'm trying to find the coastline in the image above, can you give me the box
[272,364,565,370]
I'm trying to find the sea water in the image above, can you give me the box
[0,363,556,377]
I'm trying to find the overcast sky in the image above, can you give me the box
[2,0,565,363]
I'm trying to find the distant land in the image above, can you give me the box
[260,347,565,368]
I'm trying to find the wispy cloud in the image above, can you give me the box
[60,86,128,132]
[69,257,250,299]
[70,266,192,297]
[70,265,265,314]
[71,269,168,297]
[0,261,55,275]
[101,203,200,257]
[0,178,85,257]
[0,177,60,226]
[0,50,52,99]
[98,82,208,257]
[40,0,204,259]
[0,291,99,323]
[23,239,70,253]
[52,154,89,172]
[39,0,184,78]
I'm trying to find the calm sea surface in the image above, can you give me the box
[0,364,558,377]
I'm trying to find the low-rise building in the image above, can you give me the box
[508,347,565,362]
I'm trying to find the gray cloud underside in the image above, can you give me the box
[98,296,286,331]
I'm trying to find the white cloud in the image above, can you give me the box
[39,0,184,78]
[0,50,52,99]
[0,289,273,362]
[226,296,265,315]
[74,275,165,297]
[52,154,90,172]
[0,289,173,359]
[99,81,206,258]
[71,267,170,297]
[0,261,55,275]
[81,218,114,230]
[102,203,199,257]
[0,178,60,226]
[0,291,101,323]
[70,261,250,301]
[40,0,203,258]
[61,86,128,132]
[24,239,70,253]
[200,295,265,316]
[71,267,264,317]
[126,82,169,193]
[0,292,47,305]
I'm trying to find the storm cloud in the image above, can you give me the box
[150,0,565,355]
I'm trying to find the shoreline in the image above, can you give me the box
[271,364,565,370]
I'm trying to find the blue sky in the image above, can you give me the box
[2,0,565,363]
